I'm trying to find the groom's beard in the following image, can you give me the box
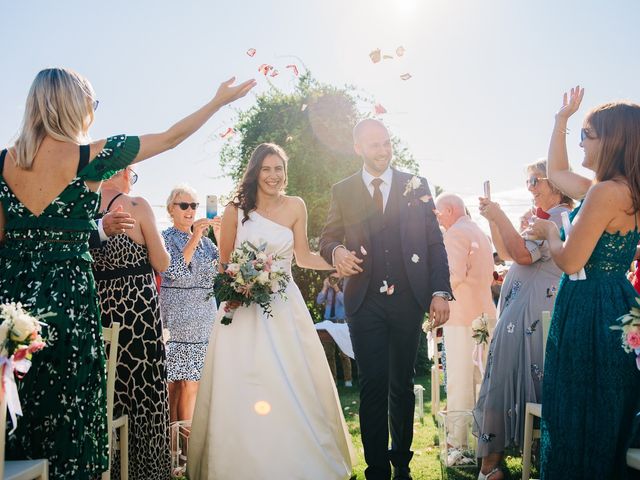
[362,154,392,175]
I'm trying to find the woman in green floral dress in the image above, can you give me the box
[527,86,640,479]
[0,67,255,479]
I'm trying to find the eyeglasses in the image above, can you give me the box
[173,202,199,210]
[526,176,548,187]
[581,127,596,142]
[129,170,138,186]
[92,100,99,112]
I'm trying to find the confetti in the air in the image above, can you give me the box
[286,64,299,76]
[258,64,274,76]
[383,54,394,60]
[369,48,382,63]
[285,135,293,143]
[360,246,368,256]
[254,401,271,416]
[374,103,387,115]
[380,280,389,294]
[301,103,308,111]
[400,73,412,81]
[411,254,420,263]
[270,69,279,77]
[220,127,235,139]
[396,46,406,57]
[420,195,432,203]
[246,48,256,57]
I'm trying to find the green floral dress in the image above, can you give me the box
[540,203,640,479]
[0,135,140,479]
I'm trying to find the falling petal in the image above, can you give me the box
[286,64,299,76]
[285,135,293,142]
[220,127,235,139]
[369,48,382,63]
[419,195,432,203]
[387,285,395,296]
[400,73,412,80]
[246,48,256,57]
[360,246,368,256]
[396,46,406,57]
[254,401,271,415]
[374,103,387,115]
[411,254,420,263]
[258,64,273,76]
[471,241,480,249]
[379,280,388,293]
[383,54,394,60]
[301,103,308,111]
[270,69,279,77]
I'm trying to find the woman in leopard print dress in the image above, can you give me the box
[91,167,172,480]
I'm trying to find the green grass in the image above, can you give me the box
[337,375,537,480]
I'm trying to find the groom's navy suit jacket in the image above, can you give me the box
[320,168,452,316]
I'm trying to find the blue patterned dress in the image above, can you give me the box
[0,136,139,479]
[160,227,218,381]
[541,204,640,479]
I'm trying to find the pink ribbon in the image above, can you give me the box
[1,356,32,434]
[472,343,485,377]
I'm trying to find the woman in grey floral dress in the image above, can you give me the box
[473,160,573,480]
[160,185,220,423]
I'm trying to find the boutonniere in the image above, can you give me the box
[403,176,433,206]
[403,176,422,197]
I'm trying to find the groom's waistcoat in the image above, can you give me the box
[367,195,410,295]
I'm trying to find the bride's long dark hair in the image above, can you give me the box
[233,143,289,224]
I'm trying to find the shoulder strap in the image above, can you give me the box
[106,192,125,212]
[77,144,90,174]
[0,149,6,175]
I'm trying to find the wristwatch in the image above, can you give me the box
[432,291,453,301]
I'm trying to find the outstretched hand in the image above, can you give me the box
[213,77,257,107]
[556,85,584,121]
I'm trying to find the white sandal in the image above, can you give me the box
[477,467,500,480]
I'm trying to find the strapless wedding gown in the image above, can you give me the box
[187,211,355,480]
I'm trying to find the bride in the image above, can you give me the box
[187,143,356,479]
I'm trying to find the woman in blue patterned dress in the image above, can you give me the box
[160,185,219,423]
[527,86,640,479]
[0,67,255,479]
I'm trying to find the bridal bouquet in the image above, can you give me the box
[471,313,491,376]
[612,298,640,370]
[213,241,290,325]
[0,302,49,432]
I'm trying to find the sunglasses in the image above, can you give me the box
[92,99,99,112]
[173,202,199,211]
[129,170,138,186]
[526,176,548,187]
[581,127,596,142]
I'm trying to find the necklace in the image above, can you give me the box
[256,195,284,219]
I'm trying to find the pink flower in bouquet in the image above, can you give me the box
[626,329,640,349]
[13,346,29,362]
[27,341,46,354]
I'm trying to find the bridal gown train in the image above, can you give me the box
[187,210,355,480]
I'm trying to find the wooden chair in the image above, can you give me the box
[521,310,552,480]
[101,323,129,480]
[0,386,49,479]
[430,327,444,415]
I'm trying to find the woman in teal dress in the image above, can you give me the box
[0,67,255,479]
[527,86,640,479]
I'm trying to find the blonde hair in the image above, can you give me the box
[166,184,199,215]
[13,67,95,169]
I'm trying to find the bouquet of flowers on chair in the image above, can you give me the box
[213,240,290,325]
[471,313,491,376]
[612,298,640,370]
[0,302,50,432]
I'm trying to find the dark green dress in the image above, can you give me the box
[0,135,139,479]
[540,204,640,479]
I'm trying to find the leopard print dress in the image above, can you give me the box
[92,234,171,480]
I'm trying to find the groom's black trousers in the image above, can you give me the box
[348,288,425,480]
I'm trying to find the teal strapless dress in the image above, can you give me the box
[540,205,640,479]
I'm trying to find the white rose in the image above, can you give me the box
[471,316,486,331]
[226,264,240,274]
[257,252,268,262]
[0,321,9,356]
[235,273,245,286]
[271,279,281,293]
[11,310,38,342]
[257,271,270,285]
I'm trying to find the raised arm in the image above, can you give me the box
[479,197,532,265]
[218,203,239,272]
[291,197,333,270]
[132,77,256,163]
[135,197,170,272]
[548,86,593,199]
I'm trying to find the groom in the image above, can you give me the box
[320,119,452,480]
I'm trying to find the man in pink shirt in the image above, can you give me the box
[435,193,497,441]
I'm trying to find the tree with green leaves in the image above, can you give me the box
[219,72,419,322]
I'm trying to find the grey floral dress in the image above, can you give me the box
[473,205,570,456]
[0,136,139,479]
[160,227,217,382]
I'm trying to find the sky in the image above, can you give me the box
[2,0,639,231]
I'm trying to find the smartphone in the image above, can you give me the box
[206,195,218,219]
[483,180,491,200]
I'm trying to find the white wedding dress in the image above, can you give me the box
[187,211,355,480]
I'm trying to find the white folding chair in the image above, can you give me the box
[521,310,552,480]
[0,387,49,479]
[430,327,444,415]
[101,323,129,480]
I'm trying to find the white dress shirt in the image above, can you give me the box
[362,166,393,213]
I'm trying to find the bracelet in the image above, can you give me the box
[555,127,570,135]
